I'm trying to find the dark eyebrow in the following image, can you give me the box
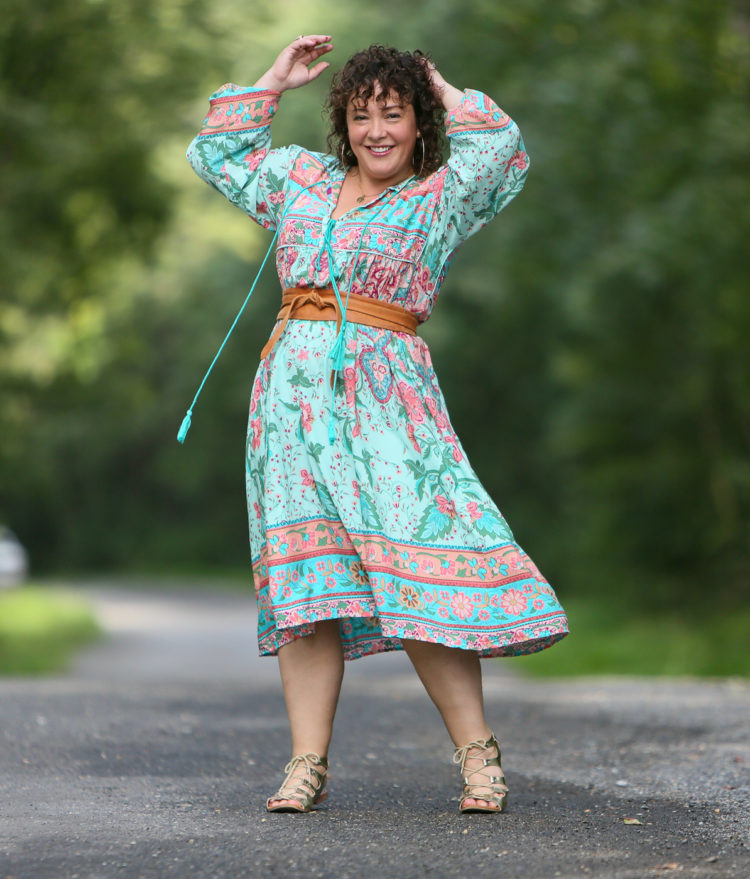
[348,100,405,113]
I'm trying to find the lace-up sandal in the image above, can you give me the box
[266,752,329,813]
[452,733,509,813]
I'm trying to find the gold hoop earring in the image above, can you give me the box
[339,141,347,166]
[414,137,425,177]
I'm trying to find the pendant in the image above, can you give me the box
[356,194,366,203]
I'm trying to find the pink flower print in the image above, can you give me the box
[244,152,263,172]
[300,468,315,487]
[533,598,545,611]
[253,501,262,521]
[325,576,337,588]
[345,600,365,616]
[451,442,464,463]
[466,502,482,521]
[352,480,361,498]
[505,151,529,172]
[500,589,528,616]
[425,397,450,431]
[306,572,317,584]
[296,348,310,362]
[406,422,421,453]
[397,381,426,424]
[249,379,262,416]
[435,495,457,518]
[449,593,474,620]
[267,190,284,206]
[344,366,357,408]
[300,401,313,433]
[249,418,262,450]
[478,609,490,621]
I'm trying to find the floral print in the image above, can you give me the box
[187,83,569,660]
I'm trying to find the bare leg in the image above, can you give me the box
[400,638,500,810]
[268,620,344,808]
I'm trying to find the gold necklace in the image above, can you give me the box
[352,172,383,204]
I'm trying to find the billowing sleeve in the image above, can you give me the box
[186,84,298,231]
[437,89,530,250]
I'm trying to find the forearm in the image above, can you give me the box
[437,82,464,111]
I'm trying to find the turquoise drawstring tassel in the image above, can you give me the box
[175,180,321,444]
[329,322,347,372]
[177,410,192,444]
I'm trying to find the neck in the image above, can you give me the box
[352,167,413,195]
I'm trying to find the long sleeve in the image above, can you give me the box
[186,84,299,231]
[436,89,530,251]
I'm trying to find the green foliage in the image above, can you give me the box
[0,585,101,674]
[514,597,750,677]
[0,0,748,640]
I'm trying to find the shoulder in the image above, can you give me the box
[286,148,340,188]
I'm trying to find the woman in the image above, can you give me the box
[186,35,569,814]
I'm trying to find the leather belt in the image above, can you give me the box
[260,287,419,360]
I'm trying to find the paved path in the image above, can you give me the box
[1,584,748,879]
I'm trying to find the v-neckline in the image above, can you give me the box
[329,170,410,221]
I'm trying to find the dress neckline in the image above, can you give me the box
[329,168,413,221]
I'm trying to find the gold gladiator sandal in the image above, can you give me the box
[266,752,329,813]
[452,733,509,814]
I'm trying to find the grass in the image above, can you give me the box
[513,597,750,677]
[2,578,746,678]
[0,584,102,675]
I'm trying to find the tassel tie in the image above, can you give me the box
[318,218,351,444]
[176,173,415,445]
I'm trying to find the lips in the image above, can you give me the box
[365,145,395,156]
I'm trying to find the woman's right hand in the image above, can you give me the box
[254,36,334,92]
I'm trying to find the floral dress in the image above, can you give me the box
[187,84,569,660]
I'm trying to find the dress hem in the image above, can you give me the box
[257,606,569,661]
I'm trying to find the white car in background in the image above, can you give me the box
[0,528,28,588]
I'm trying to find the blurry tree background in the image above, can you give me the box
[1,0,748,624]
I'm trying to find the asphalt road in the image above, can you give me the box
[1,583,748,879]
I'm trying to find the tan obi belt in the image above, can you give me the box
[260,287,419,360]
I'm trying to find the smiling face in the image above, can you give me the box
[346,84,419,190]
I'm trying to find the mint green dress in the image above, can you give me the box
[187,84,569,660]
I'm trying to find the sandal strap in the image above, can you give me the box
[267,752,328,809]
[453,732,509,806]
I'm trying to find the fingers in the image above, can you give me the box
[300,43,334,63]
[307,61,331,82]
[294,34,332,46]
[291,34,333,56]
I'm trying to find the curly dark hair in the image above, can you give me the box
[325,45,444,178]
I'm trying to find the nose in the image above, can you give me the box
[368,116,386,140]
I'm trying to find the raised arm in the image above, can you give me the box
[185,37,334,230]
[254,34,333,91]
[424,61,530,249]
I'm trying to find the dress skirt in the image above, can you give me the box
[247,318,569,660]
